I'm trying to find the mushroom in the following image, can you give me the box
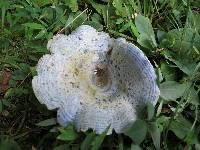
[32,25,160,134]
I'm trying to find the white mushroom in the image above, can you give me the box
[32,25,160,134]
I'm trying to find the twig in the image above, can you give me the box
[56,8,88,35]
[17,72,32,88]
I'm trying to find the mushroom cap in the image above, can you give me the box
[32,25,160,134]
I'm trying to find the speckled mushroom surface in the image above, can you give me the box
[32,25,160,134]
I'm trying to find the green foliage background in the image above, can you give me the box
[0,0,199,149]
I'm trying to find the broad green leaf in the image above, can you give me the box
[186,11,200,32]
[34,29,47,39]
[112,0,127,17]
[1,1,10,28]
[1,99,10,107]
[30,66,37,76]
[32,0,52,7]
[0,136,21,150]
[36,118,57,127]
[25,27,33,40]
[187,87,199,105]
[130,23,139,37]
[160,81,187,100]
[112,0,123,12]
[5,88,28,98]
[147,102,155,120]
[131,144,142,150]
[116,18,124,24]
[157,30,166,43]
[53,144,69,150]
[163,50,197,76]
[135,15,154,36]
[161,28,200,52]
[185,130,199,146]
[23,23,45,30]
[57,126,78,141]
[124,119,147,144]
[135,15,157,49]
[89,0,103,14]
[161,28,200,75]
[0,1,10,9]
[64,0,78,12]
[137,34,154,49]
[160,61,176,81]
[156,116,169,132]
[181,0,188,6]
[19,63,30,74]
[9,78,17,87]
[172,9,181,22]
[85,13,103,31]
[40,7,53,20]
[12,70,26,81]
[72,11,88,29]
[28,43,47,53]
[89,0,109,27]
[81,132,96,150]
[195,143,200,150]
[148,122,160,150]
[91,125,110,150]
[169,115,192,139]
[119,22,131,32]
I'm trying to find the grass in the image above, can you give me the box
[0,0,200,149]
